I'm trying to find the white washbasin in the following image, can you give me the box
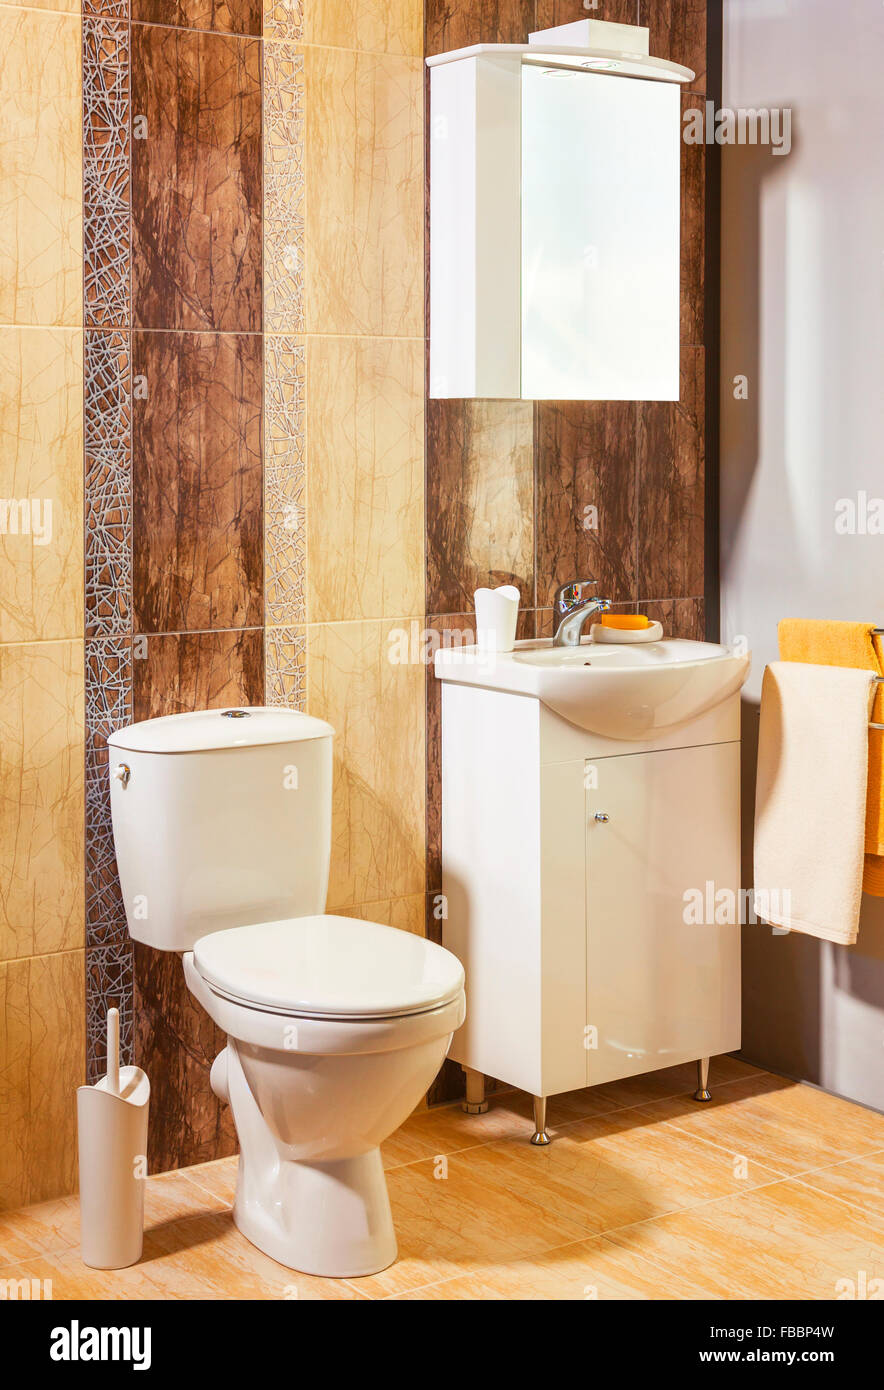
[434,637,750,740]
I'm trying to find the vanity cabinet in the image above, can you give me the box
[439,680,742,1100]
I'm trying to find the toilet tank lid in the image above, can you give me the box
[107,707,334,754]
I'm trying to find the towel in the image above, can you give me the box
[778,619,884,893]
[754,661,875,944]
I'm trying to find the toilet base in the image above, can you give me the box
[233,1147,398,1279]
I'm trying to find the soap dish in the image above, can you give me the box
[589,620,664,644]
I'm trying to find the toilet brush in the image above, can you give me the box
[77,1008,150,1269]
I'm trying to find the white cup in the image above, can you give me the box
[474,584,520,653]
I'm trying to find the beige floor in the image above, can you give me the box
[3,1055,883,1300]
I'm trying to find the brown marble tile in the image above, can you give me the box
[638,597,705,640]
[681,91,705,346]
[535,401,637,610]
[132,0,262,34]
[426,399,534,615]
[535,0,638,29]
[132,331,262,634]
[637,346,705,600]
[640,0,707,93]
[426,0,533,54]
[133,942,238,1173]
[131,25,262,332]
[636,597,703,639]
[132,629,264,721]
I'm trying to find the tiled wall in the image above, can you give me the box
[81,0,265,1173]
[0,2,85,1208]
[290,6,426,936]
[423,0,714,1100]
[0,0,710,1201]
[81,0,427,1172]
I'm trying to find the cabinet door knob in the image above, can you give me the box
[594,811,610,823]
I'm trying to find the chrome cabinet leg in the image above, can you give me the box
[461,1066,488,1115]
[531,1095,551,1146]
[694,1056,712,1102]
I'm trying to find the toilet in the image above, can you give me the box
[108,707,465,1278]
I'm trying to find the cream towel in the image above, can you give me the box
[754,661,876,945]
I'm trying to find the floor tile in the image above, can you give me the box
[632,1074,884,1177]
[796,1151,884,1221]
[453,1107,784,1239]
[604,1178,884,1300]
[348,1153,591,1299]
[392,1234,714,1301]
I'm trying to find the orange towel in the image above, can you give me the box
[778,620,884,895]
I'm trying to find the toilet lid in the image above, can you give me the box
[192,915,465,1019]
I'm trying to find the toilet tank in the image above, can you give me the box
[108,707,334,951]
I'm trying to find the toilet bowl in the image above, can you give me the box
[184,916,464,1276]
[107,707,466,1278]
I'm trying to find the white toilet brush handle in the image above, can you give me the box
[107,1007,120,1096]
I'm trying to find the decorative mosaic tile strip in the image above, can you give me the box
[264,0,304,43]
[265,627,306,709]
[86,945,135,1083]
[85,637,132,958]
[263,45,304,333]
[83,18,131,329]
[84,0,129,17]
[264,335,306,625]
[85,330,132,637]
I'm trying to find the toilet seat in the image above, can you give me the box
[192,914,465,1021]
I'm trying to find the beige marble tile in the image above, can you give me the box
[0,641,84,962]
[633,1072,884,1176]
[306,336,423,623]
[349,1152,593,1298]
[303,0,422,56]
[457,1108,784,1239]
[0,0,78,11]
[0,328,83,643]
[0,950,85,1209]
[393,1234,714,1300]
[307,619,425,910]
[343,895,425,936]
[304,46,423,337]
[4,1216,366,1299]
[0,10,82,327]
[605,1178,884,1300]
[797,1151,884,1220]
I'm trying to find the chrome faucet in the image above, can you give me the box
[552,581,612,647]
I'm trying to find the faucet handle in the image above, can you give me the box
[554,580,598,615]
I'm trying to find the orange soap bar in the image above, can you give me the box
[599,614,650,630]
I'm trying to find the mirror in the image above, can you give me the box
[521,66,680,401]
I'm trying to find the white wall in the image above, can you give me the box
[721,0,884,1110]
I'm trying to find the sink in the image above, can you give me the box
[434,637,750,740]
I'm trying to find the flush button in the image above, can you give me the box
[220,709,250,718]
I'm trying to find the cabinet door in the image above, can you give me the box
[585,742,741,1085]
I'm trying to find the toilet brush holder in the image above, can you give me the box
[77,1009,150,1269]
